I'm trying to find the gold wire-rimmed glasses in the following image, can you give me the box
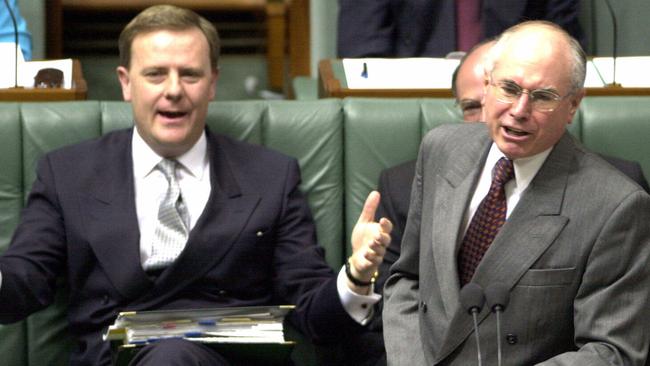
[489,77,571,112]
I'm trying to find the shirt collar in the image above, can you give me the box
[486,143,553,192]
[132,127,208,180]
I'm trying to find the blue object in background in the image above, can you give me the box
[1,0,33,60]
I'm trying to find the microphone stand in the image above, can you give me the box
[603,0,621,87]
[460,283,486,366]
[486,283,510,366]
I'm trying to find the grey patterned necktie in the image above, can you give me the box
[144,159,190,271]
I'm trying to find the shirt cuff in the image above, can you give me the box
[336,266,381,325]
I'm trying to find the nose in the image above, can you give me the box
[164,73,183,101]
[509,92,532,119]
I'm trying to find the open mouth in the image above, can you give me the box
[158,110,188,119]
[503,126,530,137]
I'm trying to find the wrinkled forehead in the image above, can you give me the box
[491,32,573,91]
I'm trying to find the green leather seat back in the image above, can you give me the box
[0,103,28,366]
[580,96,650,179]
[261,100,345,268]
[21,101,103,366]
[343,98,462,254]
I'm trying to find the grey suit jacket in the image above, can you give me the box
[383,123,650,365]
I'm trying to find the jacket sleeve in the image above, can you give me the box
[271,159,364,343]
[0,154,66,323]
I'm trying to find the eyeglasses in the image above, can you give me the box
[489,78,570,112]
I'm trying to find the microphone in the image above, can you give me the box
[603,0,621,87]
[3,0,20,88]
[485,283,510,366]
[460,282,486,366]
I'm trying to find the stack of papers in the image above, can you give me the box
[343,58,460,89]
[104,305,295,346]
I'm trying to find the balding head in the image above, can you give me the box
[482,20,586,160]
[485,21,586,95]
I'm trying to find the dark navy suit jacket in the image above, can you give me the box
[0,128,361,365]
[338,0,585,57]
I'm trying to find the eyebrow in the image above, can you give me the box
[499,78,560,95]
[459,99,481,106]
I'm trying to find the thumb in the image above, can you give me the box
[357,191,380,224]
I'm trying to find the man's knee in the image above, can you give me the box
[129,338,230,366]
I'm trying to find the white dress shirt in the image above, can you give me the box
[462,143,552,234]
[132,129,211,268]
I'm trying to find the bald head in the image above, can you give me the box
[453,40,495,122]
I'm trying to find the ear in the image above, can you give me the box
[566,88,585,124]
[208,68,220,101]
[116,66,132,102]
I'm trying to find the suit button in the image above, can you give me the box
[218,290,228,296]
[102,294,109,304]
[506,334,518,345]
[420,301,427,313]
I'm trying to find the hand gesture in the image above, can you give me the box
[348,191,393,292]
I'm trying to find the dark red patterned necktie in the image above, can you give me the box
[458,157,514,286]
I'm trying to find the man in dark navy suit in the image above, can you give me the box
[0,5,392,366]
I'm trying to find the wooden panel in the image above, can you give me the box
[61,0,266,11]
[266,1,287,90]
[288,0,310,79]
[0,60,87,101]
[48,1,289,93]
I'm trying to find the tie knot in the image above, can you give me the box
[492,157,514,186]
[157,159,178,181]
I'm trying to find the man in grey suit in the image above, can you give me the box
[383,20,650,365]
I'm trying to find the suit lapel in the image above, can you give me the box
[430,125,490,318]
[79,129,152,301]
[435,133,575,362]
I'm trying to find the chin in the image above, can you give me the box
[496,142,527,160]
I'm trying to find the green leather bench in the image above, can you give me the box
[1,97,649,365]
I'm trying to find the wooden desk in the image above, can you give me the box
[47,0,289,91]
[0,59,87,101]
[319,59,650,98]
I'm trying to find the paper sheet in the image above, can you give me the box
[0,43,73,89]
[0,42,24,88]
[589,56,650,87]
[343,58,460,89]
